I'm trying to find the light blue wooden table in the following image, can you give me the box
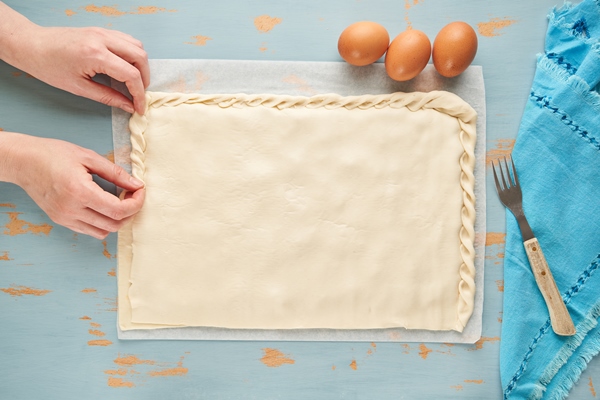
[1,1,598,398]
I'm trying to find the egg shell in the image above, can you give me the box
[385,29,431,82]
[338,21,390,66]
[433,22,478,78]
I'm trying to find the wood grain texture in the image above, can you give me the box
[1,0,599,399]
[524,238,576,336]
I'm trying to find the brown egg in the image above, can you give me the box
[433,22,478,78]
[338,21,390,66]
[384,29,431,81]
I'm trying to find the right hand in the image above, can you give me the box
[0,3,150,115]
[17,26,150,115]
[1,132,145,239]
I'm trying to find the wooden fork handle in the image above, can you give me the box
[524,238,576,336]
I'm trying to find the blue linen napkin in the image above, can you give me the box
[500,0,600,398]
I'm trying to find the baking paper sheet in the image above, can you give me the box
[112,59,486,343]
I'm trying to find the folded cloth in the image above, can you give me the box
[500,0,600,398]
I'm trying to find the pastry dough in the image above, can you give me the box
[118,90,476,332]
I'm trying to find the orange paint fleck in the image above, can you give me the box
[148,364,188,377]
[81,5,176,17]
[486,232,506,246]
[3,212,53,236]
[260,348,295,368]
[388,331,402,341]
[451,384,464,391]
[401,344,411,354]
[108,268,116,277]
[114,354,156,367]
[193,71,209,91]
[104,150,115,163]
[403,0,423,29]
[465,379,484,384]
[487,139,515,165]
[477,17,517,37]
[254,15,282,33]
[590,377,597,397]
[349,359,358,370]
[88,339,113,346]
[0,203,16,208]
[84,5,126,17]
[11,71,22,77]
[404,0,424,9]
[81,288,97,293]
[108,354,188,387]
[105,368,128,376]
[80,316,92,320]
[65,9,76,17]
[109,145,130,167]
[107,377,134,388]
[282,75,317,95]
[332,365,336,370]
[89,329,106,337]
[102,296,118,312]
[186,35,212,46]
[90,322,102,327]
[0,251,12,261]
[435,343,456,356]
[134,6,167,14]
[495,280,505,292]
[259,45,268,52]
[469,336,500,351]
[102,240,114,259]
[0,285,51,297]
[365,342,377,356]
[418,344,433,360]
[168,76,188,93]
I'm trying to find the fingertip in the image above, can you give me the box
[133,98,146,115]
[129,175,144,189]
[132,187,146,202]
[122,188,146,214]
[93,230,110,240]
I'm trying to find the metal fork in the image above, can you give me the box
[492,156,576,336]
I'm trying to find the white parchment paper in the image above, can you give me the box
[112,59,486,343]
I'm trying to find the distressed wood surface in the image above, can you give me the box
[1,1,599,398]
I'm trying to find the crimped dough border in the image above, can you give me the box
[121,90,477,332]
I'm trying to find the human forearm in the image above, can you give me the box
[0,130,26,184]
[0,2,149,114]
[0,2,41,69]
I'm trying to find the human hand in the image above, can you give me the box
[25,26,149,114]
[1,132,145,239]
[0,4,149,114]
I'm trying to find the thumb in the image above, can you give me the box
[85,151,144,191]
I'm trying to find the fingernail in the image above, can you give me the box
[130,176,144,187]
[123,104,135,114]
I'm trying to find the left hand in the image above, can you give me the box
[1,132,146,239]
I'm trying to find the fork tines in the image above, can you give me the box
[492,155,519,192]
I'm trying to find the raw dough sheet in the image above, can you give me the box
[112,59,486,342]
